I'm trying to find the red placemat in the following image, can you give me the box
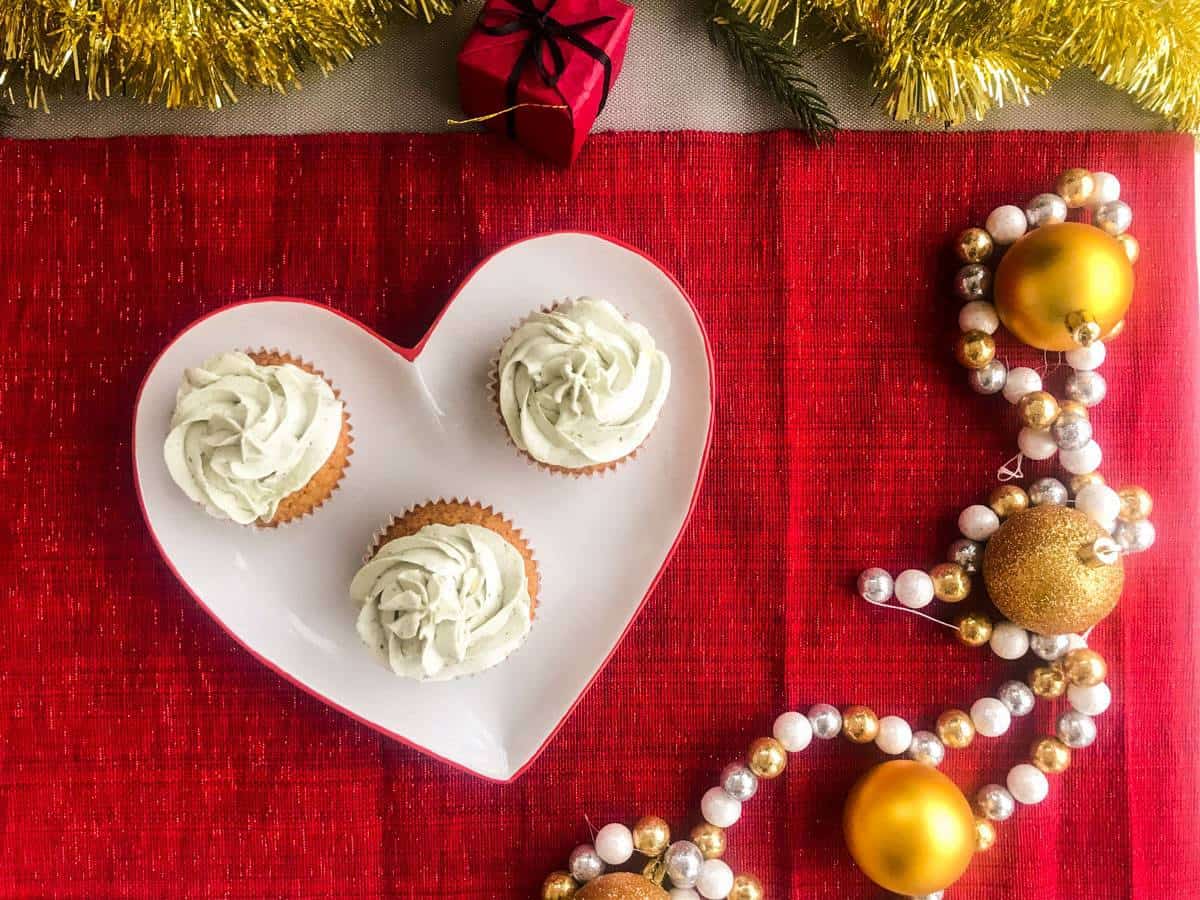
[0,131,1195,899]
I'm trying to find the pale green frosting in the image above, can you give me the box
[498,298,671,469]
[352,523,532,681]
[163,351,343,525]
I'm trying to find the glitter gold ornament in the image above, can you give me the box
[748,737,788,778]
[1029,665,1067,698]
[843,760,976,896]
[954,330,997,369]
[543,872,580,899]
[956,612,993,647]
[1018,391,1060,428]
[1062,648,1108,686]
[1118,485,1153,521]
[690,823,727,860]
[1056,168,1096,207]
[936,709,975,748]
[955,227,995,263]
[974,817,997,852]
[729,874,764,900]
[632,817,671,857]
[988,485,1030,519]
[931,563,971,602]
[842,706,880,743]
[575,873,669,900]
[982,504,1125,635]
[1031,737,1072,773]
[993,223,1134,351]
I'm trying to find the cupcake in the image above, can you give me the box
[162,350,351,526]
[351,500,538,682]
[495,298,671,474]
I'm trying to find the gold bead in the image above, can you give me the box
[542,872,579,899]
[1018,390,1060,429]
[936,709,975,749]
[930,563,971,603]
[955,612,993,647]
[1059,399,1089,420]
[955,227,994,263]
[1118,485,1153,522]
[1071,471,1105,494]
[690,823,727,860]
[748,737,787,779]
[988,485,1030,519]
[1116,232,1140,264]
[974,816,997,852]
[1057,168,1096,207]
[954,329,997,369]
[632,815,671,857]
[728,874,764,900]
[1062,648,1107,686]
[1031,736,1072,774]
[1029,664,1067,698]
[843,706,880,743]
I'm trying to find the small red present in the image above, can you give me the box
[456,0,634,166]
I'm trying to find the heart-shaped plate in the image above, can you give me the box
[133,232,714,781]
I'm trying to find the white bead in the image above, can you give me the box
[670,891,701,900]
[959,300,1000,334]
[1065,341,1106,371]
[1003,367,1043,403]
[1007,763,1050,804]
[894,569,935,609]
[1018,427,1058,461]
[1075,483,1121,527]
[875,716,913,755]
[1090,171,1121,206]
[700,787,741,828]
[773,711,813,752]
[696,859,735,899]
[959,504,1001,541]
[1066,634,1088,651]
[1069,682,1112,716]
[986,205,1027,244]
[1060,440,1103,475]
[595,824,634,865]
[990,622,1029,660]
[970,697,1012,738]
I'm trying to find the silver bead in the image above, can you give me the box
[906,730,945,767]
[1114,518,1156,554]
[954,264,992,301]
[975,784,1016,821]
[1029,477,1069,506]
[1065,370,1107,407]
[1095,199,1133,236]
[720,762,759,802]
[808,703,843,739]
[663,841,704,888]
[947,538,983,574]
[1025,192,1068,227]
[1057,710,1098,748]
[1029,633,1071,661]
[569,844,605,883]
[997,679,1036,716]
[857,568,893,605]
[968,358,1007,395]
[1052,413,1093,451]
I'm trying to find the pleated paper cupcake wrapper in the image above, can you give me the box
[487,301,645,479]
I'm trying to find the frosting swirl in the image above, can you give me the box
[163,351,344,525]
[351,523,532,681]
[498,298,671,469]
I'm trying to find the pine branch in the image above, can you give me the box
[706,0,837,141]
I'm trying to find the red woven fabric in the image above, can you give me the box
[0,131,1196,899]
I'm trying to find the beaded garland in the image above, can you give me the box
[541,168,1154,900]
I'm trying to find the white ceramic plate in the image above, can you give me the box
[133,232,714,781]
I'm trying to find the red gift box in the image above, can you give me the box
[457,0,633,165]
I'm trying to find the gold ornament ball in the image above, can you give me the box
[843,706,881,743]
[955,227,994,263]
[728,874,764,900]
[1116,232,1140,264]
[543,872,579,899]
[988,484,1030,519]
[1071,471,1105,494]
[993,222,1134,351]
[690,823,727,860]
[1031,737,1072,774]
[574,873,669,900]
[930,563,971,603]
[982,504,1125,635]
[632,816,671,857]
[956,612,993,647]
[1062,648,1108,686]
[1057,168,1096,207]
[748,737,788,779]
[1029,665,1067,698]
[974,817,997,852]
[1018,391,1060,429]
[936,709,975,749]
[954,329,997,369]
[1118,485,1153,522]
[843,760,977,896]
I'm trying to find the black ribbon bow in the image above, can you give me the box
[478,0,615,138]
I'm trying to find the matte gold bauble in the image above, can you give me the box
[575,873,669,900]
[982,504,1124,635]
[843,760,976,896]
[993,222,1133,351]
[542,871,579,899]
